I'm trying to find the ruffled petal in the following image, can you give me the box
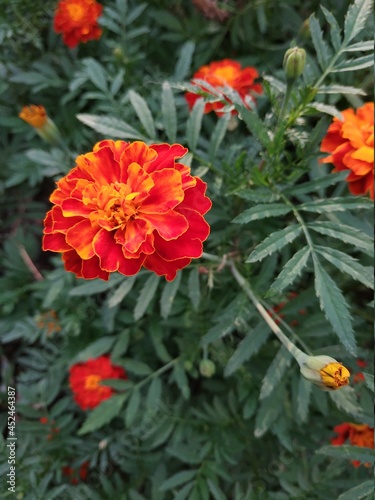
[141,169,184,213]
[179,177,212,215]
[119,141,157,180]
[76,146,121,185]
[43,232,71,252]
[144,252,190,281]
[140,211,188,240]
[147,143,188,173]
[66,219,98,259]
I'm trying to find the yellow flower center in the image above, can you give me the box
[84,374,102,390]
[320,362,350,389]
[67,3,85,22]
[214,65,237,85]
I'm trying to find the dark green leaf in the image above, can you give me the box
[259,346,292,400]
[299,196,372,213]
[108,276,136,308]
[320,6,341,51]
[282,171,348,196]
[308,221,373,253]
[246,225,303,263]
[232,204,291,224]
[69,274,124,296]
[188,267,201,311]
[317,444,374,464]
[159,470,198,491]
[121,358,153,376]
[334,54,374,72]
[309,14,332,70]
[344,0,373,43]
[128,89,156,138]
[268,246,311,295]
[174,41,195,81]
[317,84,366,95]
[77,114,147,140]
[78,394,127,434]
[208,114,230,161]
[125,389,141,427]
[160,271,182,319]
[134,274,160,320]
[161,81,177,143]
[338,480,374,500]
[186,98,205,151]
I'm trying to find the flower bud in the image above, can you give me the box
[283,47,306,80]
[299,355,350,391]
[199,359,216,378]
[19,105,61,145]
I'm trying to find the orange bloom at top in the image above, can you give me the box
[53,0,103,48]
[19,105,47,128]
[320,102,374,200]
[185,59,262,116]
[69,356,127,410]
[331,422,374,467]
[43,140,211,281]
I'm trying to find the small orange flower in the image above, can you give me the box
[53,0,103,48]
[331,422,374,467]
[39,417,49,424]
[320,102,374,200]
[19,105,47,128]
[185,59,262,116]
[35,310,62,335]
[69,356,127,410]
[42,140,211,281]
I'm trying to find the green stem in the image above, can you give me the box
[277,80,294,127]
[132,358,178,392]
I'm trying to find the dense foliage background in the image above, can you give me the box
[0,0,373,499]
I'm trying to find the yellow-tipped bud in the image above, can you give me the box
[19,105,61,145]
[299,355,350,391]
[283,47,306,80]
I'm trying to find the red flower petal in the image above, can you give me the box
[66,219,98,259]
[141,169,184,213]
[76,146,121,186]
[140,210,188,240]
[147,143,188,173]
[144,252,191,281]
[119,141,157,180]
[43,232,71,252]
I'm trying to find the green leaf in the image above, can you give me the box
[254,385,285,438]
[309,14,332,70]
[84,58,108,92]
[259,346,292,400]
[159,470,198,491]
[186,98,205,151]
[344,40,374,51]
[77,114,147,140]
[72,336,117,363]
[246,225,303,263]
[107,276,136,308]
[316,246,374,289]
[234,188,280,203]
[161,81,177,143]
[188,267,201,311]
[282,172,348,196]
[308,221,373,253]
[329,386,365,420]
[174,40,195,80]
[173,362,190,399]
[268,246,311,295]
[208,114,230,161]
[308,102,342,119]
[111,329,130,359]
[146,377,162,409]
[125,389,141,427]
[224,323,271,377]
[235,106,271,148]
[160,271,182,319]
[207,480,227,500]
[320,6,341,51]
[128,89,156,138]
[134,274,160,320]
[338,480,374,500]
[299,196,372,213]
[121,358,153,376]
[317,444,374,464]
[344,0,373,44]
[313,256,356,355]
[69,274,124,296]
[317,84,366,95]
[78,394,127,435]
[296,377,312,424]
[333,54,374,72]
[363,373,374,392]
[232,204,291,224]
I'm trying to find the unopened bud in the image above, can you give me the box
[283,47,306,80]
[299,355,350,391]
[19,105,61,145]
[199,359,216,378]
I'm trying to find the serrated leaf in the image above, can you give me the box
[108,276,136,308]
[174,40,195,81]
[268,246,311,295]
[308,221,373,254]
[344,40,374,51]
[186,98,205,151]
[338,480,374,500]
[208,114,230,161]
[317,84,366,95]
[329,385,365,419]
[159,470,198,491]
[313,256,356,354]
[299,196,372,213]
[160,271,182,319]
[134,274,160,320]
[333,54,374,72]
[254,385,285,438]
[363,373,374,391]
[128,89,156,138]
[316,246,373,289]
[224,323,271,377]
[233,203,291,224]
[317,444,374,464]
[320,6,341,51]
[234,188,280,203]
[188,267,201,311]
[344,0,373,44]
[247,225,303,263]
[296,377,312,424]
[308,102,342,119]
[77,114,147,140]
[309,14,332,70]
[78,394,127,434]
[125,389,141,427]
[161,81,177,143]
[235,106,271,148]
[282,171,348,196]
[259,346,292,400]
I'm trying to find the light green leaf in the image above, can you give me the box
[268,246,311,295]
[134,274,160,320]
[77,114,147,140]
[259,346,292,400]
[121,358,153,376]
[333,54,374,72]
[317,84,366,95]
[160,271,182,319]
[344,0,373,43]
[254,385,285,438]
[308,221,373,254]
[234,188,280,203]
[316,245,374,289]
[186,98,205,151]
[159,470,198,491]
[299,196,372,213]
[329,386,365,419]
[282,172,348,196]
[363,373,374,392]
[188,267,201,311]
[71,336,116,363]
[84,58,108,92]
[246,225,303,263]
[313,256,356,354]
[296,377,312,424]
[174,41,195,81]
[69,274,124,296]
[146,377,162,409]
[236,106,271,148]
[317,444,374,464]
[161,81,177,143]
[344,40,374,51]
[78,394,127,435]
[108,276,136,308]
[128,89,156,138]
[233,204,291,224]
[320,6,341,51]
[208,114,230,161]
[338,480,374,500]
[309,14,332,70]
[308,102,342,119]
[125,389,141,427]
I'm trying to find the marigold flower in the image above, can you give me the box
[53,0,103,48]
[185,59,262,116]
[320,102,374,200]
[69,355,127,410]
[331,422,374,467]
[43,140,211,281]
[298,355,350,390]
[19,105,47,128]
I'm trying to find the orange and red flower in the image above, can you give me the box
[331,422,374,467]
[69,355,127,410]
[320,102,374,200]
[53,0,103,48]
[43,140,211,281]
[185,59,262,116]
[19,105,47,128]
